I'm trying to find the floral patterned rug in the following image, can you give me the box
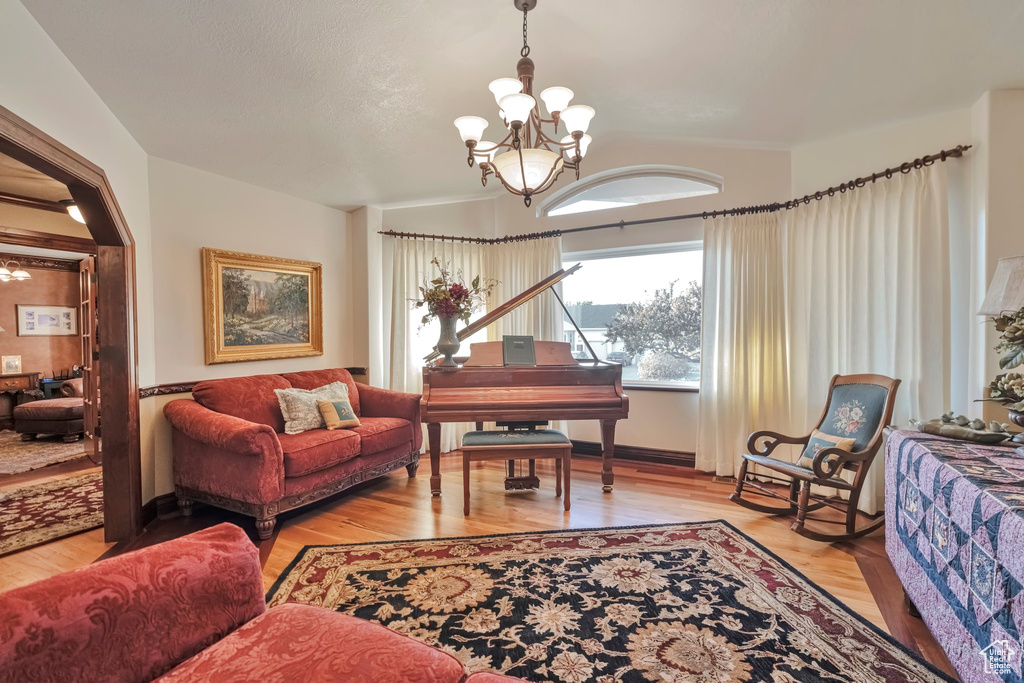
[0,430,86,475]
[0,472,102,557]
[268,521,952,682]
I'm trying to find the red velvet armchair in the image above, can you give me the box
[0,523,520,682]
[163,369,422,540]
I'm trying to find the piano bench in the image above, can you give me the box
[461,429,571,516]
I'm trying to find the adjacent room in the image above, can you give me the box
[1,1,1023,681]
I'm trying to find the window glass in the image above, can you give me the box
[561,247,702,388]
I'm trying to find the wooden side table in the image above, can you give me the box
[0,371,42,430]
[461,429,571,516]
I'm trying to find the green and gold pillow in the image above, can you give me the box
[318,398,360,430]
[799,429,855,467]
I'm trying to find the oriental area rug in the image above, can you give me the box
[0,472,103,557]
[268,521,952,682]
[0,431,86,475]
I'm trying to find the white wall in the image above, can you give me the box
[145,156,353,496]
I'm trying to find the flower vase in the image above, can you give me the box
[436,316,460,367]
[1010,409,1024,445]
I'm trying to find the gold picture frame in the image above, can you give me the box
[202,248,323,364]
[1,355,22,375]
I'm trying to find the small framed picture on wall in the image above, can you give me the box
[16,305,78,336]
[2,355,22,374]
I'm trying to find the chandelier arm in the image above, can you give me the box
[489,167,527,197]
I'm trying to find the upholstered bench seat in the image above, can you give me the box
[13,397,85,442]
[461,429,572,515]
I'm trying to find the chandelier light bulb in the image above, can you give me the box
[454,116,488,143]
[488,78,524,106]
[540,86,573,115]
[562,134,591,159]
[492,149,562,193]
[559,105,595,134]
[498,93,536,126]
[475,141,499,164]
[11,269,30,281]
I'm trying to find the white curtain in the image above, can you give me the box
[697,165,952,513]
[696,213,792,478]
[389,236,563,453]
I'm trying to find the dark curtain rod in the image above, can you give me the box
[379,144,971,245]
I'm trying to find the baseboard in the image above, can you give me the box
[143,492,179,526]
[571,440,695,468]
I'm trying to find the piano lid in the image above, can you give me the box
[424,263,593,363]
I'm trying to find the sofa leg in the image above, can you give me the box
[20,433,36,442]
[255,516,276,541]
[63,434,81,443]
[177,497,193,517]
[406,461,419,477]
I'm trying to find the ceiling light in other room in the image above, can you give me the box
[0,260,31,282]
[454,0,596,207]
[59,199,86,224]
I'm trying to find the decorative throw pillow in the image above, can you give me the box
[318,398,361,430]
[275,382,349,434]
[799,429,855,468]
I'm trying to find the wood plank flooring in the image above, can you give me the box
[0,454,956,679]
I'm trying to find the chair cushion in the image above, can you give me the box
[282,369,360,416]
[13,397,84,421]
[462,429,570,448]
[279,429,361,478]
[799,428,855,467]
[819,383,889,451]
[193,374,292,433]
[156,603,468,682]
[275,382,349,434]
[349,417,413,454]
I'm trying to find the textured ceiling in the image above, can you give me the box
[20,0,1024,209]
[0,151,71,202]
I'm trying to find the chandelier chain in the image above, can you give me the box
[521,6,530,57]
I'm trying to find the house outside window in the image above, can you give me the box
[561,243,702,389]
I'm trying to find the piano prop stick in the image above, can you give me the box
[420,265,629,495]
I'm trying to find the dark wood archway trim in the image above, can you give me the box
[0,104,142,542]
[0,225,96,254]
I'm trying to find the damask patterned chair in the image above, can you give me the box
[730,373,901,541]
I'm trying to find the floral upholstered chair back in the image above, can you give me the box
[812,376,896,471]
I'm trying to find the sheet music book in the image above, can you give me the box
[502,335,537,366]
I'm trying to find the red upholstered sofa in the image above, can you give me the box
[163,369,422,539]
[0,523,519,682]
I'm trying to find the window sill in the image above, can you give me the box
[623,382,699,394]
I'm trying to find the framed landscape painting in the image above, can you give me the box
[202,248,323,364]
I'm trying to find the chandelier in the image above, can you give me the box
[0,260,31,282]
[453,0,595,207]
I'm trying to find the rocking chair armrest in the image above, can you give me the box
[810,447,872,480]
[747,430,810,457]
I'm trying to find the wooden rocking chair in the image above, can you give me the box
[730,373,900,542]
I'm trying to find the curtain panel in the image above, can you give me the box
[697,165,952,513]
[389,236,563,453]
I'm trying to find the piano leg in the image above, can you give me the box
[600,419,616,492]
[428,422,442,496]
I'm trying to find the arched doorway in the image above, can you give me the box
[0,104,142,542]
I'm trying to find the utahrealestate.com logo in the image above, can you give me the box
[981,640,1020,675]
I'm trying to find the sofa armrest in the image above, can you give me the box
[164,399,278,456]
[60,377,84,397]
[356,383,423,451]
[0,523,264,683]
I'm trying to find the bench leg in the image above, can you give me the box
[563,451,571,511]
[555,457,562,497]
[463,453,470,516]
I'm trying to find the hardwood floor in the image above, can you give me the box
[0,453,957,679]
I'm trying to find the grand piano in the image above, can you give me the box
[420,264,629,496]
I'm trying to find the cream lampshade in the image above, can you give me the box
[979,255,1024,316]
